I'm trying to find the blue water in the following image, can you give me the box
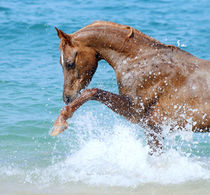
[0,0,210,194]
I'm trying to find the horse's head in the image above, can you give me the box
[55,28,98,104]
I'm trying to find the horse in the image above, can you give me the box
[51,21,210,154]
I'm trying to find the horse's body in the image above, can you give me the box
[51,21,210,153]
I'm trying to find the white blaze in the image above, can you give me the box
[61,51,64,66]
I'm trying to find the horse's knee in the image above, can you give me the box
[81,88,98,100]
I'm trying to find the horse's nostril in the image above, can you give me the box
[64,96,72,105]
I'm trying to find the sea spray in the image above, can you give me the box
[2,116,209,188]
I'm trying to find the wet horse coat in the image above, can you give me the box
[51,21,210,153]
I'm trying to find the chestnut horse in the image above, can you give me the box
[51,21,210,154]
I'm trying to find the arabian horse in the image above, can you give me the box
[51,21,210,154]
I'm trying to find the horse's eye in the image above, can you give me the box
[67,62,75,69]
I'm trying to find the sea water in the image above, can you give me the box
[0,0,209,194]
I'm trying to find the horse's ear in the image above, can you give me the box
[55,27,72,45]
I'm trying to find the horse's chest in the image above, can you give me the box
[117,69,141,94]
[121,70,139,86]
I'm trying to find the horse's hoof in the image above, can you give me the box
[50,121,68,136]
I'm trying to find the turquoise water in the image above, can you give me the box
[0,0,210,194]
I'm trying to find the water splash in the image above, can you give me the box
[2,115,209,188]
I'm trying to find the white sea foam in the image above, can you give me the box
[26,123,210,187]
[1,114,210,188]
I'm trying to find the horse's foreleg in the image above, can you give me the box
[51,89,98,136]
[145,125,164,155]
[51,88,138,136]
[93,89,139,123]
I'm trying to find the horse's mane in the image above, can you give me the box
[75,21,177,50]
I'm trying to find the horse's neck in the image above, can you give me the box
[73,23,161,69]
